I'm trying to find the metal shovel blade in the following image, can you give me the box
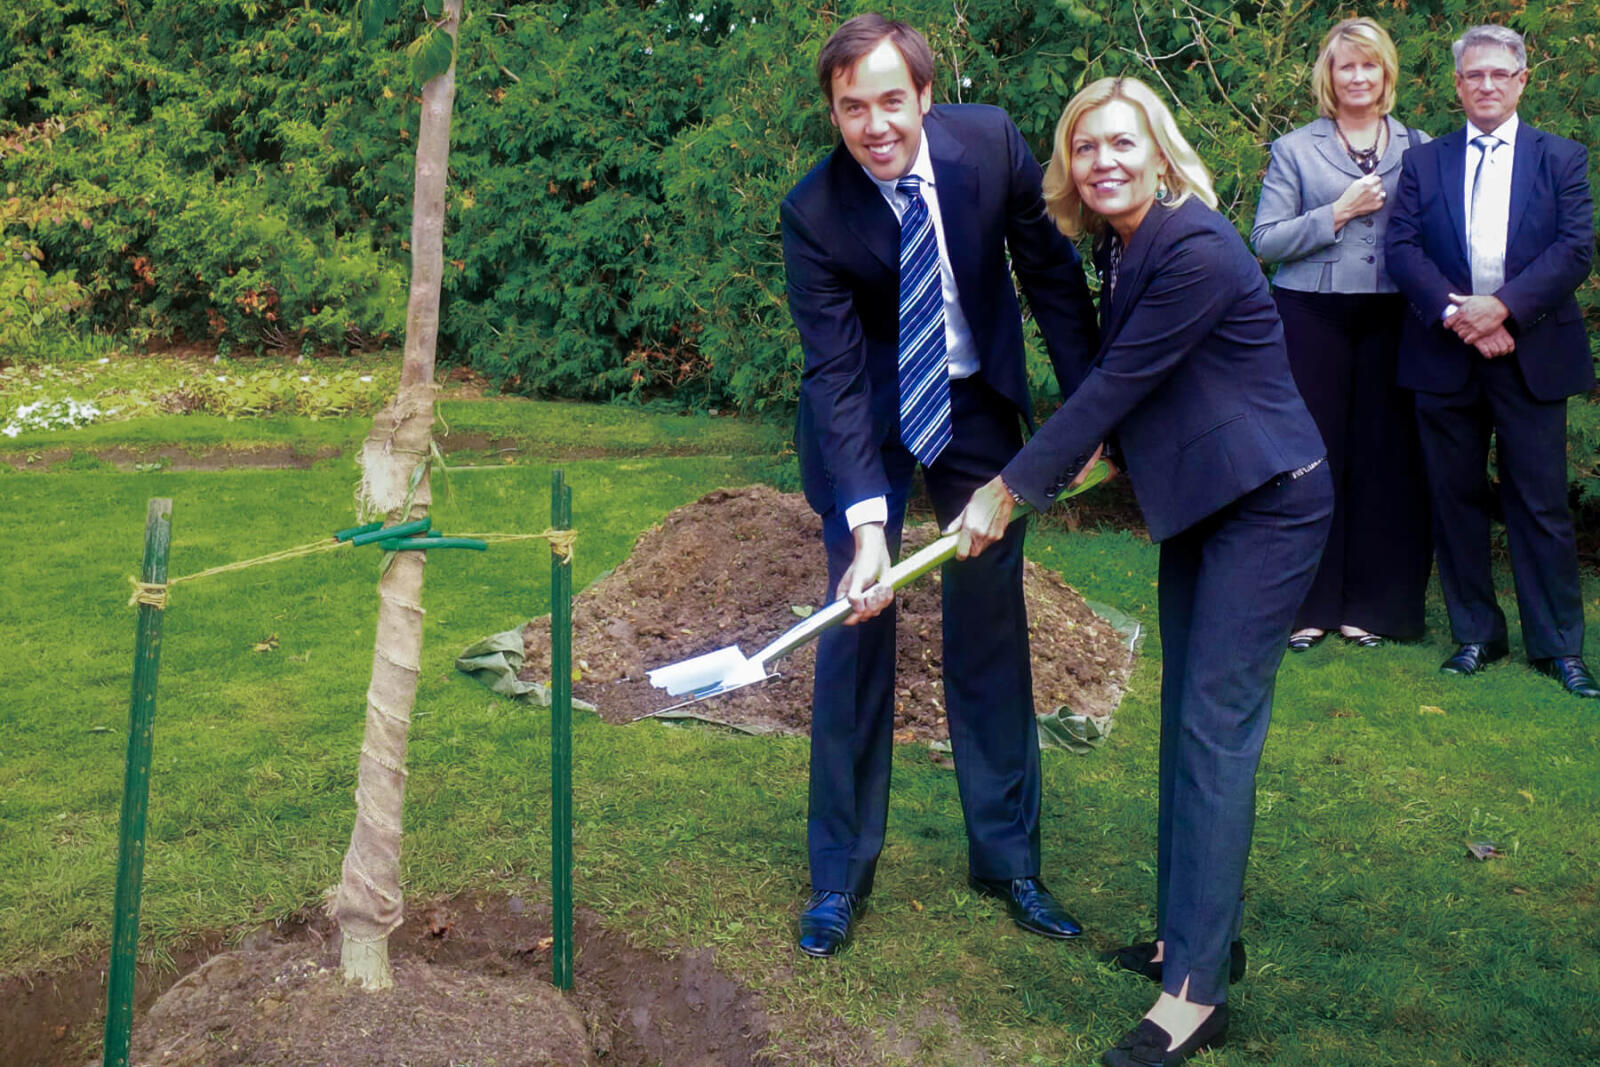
[638,463,1111,717]
[646,646,756,696]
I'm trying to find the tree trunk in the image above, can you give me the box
[332,0,461,991]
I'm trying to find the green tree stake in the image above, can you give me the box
[550,471,574,990]
[103,498,173,1067]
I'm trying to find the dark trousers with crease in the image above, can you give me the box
[1414,356,1586,658]
[809,377,1041,896]
[1275,288,1431,638]
[1153,463,1332,1004]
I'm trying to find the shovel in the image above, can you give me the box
[641,460,1110,714]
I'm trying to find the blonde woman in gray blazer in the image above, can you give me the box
[1252,16,1433,652]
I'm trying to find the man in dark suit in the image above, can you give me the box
[779,14,1098,956]
[1387,23,1597,696]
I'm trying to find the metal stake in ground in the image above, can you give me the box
[550,471,574,990]
[104,499,173,1067]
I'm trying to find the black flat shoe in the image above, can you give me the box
[1100,939,1246,984]
[968,875,1083,939]
[797,891,863,958]
[1530,655,1600,698]
[1440,639,1509,675]
[1287,629,1325,652]
[1344,631,1383,648]
[1101,1003,1229,1067]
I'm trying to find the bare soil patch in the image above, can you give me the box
[0,444,347,472]
[521,485,1134,736]
[4,896,770,1067]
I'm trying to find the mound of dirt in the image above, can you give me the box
[522,486,1133,738]
[131,944,590,1067]
[117,898,770,1067]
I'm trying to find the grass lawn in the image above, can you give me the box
[1,398,1596,1065]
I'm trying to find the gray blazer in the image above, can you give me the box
[1251,116,1430,293]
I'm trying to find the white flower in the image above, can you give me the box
[359,375,372,383]
[216,375,227,382]
[1,396,103,436]
[962,76,972,88]
[97,358,111,364]
[300,375,311,382]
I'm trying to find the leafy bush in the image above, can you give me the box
[1,1,1596,492]
[0,183,88,356]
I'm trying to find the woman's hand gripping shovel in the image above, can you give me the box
[639,459,1111,716]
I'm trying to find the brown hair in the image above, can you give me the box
[816,13,935,103]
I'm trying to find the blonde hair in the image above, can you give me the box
[1312,18,1398,118]
[1042,76,1217,239]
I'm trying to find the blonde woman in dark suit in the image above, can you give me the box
[952,76,1331,1066]
[1252,17,1432,652]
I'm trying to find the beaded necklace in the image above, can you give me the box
[1333,119,1387,175]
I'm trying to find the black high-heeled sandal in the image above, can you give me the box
[1287,629,1325,652]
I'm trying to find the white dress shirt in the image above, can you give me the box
[846,134,977,530]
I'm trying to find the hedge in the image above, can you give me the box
[3,1,1598,491]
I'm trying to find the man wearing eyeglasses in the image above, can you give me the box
[1387,24,1596,695]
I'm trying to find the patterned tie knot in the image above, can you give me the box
[896,175,922,200]
[1472,133,1501,155]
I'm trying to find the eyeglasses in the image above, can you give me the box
[1460,68,1523,86]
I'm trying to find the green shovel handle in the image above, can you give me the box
[750,458,1111,668]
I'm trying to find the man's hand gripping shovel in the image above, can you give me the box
[639,460,1111,716]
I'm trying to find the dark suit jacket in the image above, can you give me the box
[1386,122,1594,401]
[780,104,1098,516]
[1003,198,1324,543]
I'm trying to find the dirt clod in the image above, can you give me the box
[522,485,1133,736]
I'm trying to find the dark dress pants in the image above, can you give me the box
[1275,288,1430,638]
[1414,356,1586,658]
[809,377,1041,896]
[1153,463,1333,1004]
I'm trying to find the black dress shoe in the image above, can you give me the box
[1100,938,1246,985]
[968,875,1083,939]
[1440,639,1509,675]
[797,891,863,958]
[1101,1003,1229,1067]
[1531,655,1600,698]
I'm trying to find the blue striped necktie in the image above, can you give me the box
[895,175,952,467]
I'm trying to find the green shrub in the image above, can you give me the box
[1,1,1596,477]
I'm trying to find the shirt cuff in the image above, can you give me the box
[844,496,888,531]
